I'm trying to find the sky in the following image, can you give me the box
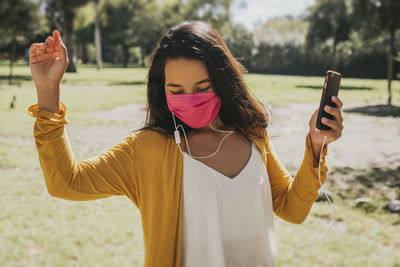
[230,0,316,30]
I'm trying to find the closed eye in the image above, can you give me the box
[168,86,212,94]
[198,86,212,92]
[170,90,183,94]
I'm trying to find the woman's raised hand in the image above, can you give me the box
[29,30,69,113]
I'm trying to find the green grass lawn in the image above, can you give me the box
[246,72,400,106]
[1,61,399,266]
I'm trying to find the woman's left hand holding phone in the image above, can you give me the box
[308,96,344,160]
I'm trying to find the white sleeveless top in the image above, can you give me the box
[181,142,278,267]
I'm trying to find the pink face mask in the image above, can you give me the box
[165,92,222,128]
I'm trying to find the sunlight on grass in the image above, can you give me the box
[274,202,400,266]
[245,73,400,105]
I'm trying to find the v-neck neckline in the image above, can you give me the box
[183,143,255,180]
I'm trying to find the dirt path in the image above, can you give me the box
[266,101,400,169]
[70,101,399,172]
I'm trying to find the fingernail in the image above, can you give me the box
[332,96,337,100]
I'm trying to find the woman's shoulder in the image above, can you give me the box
[127,127,174,147]
[245,124,272,154]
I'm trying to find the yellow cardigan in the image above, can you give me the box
[27,102,328,267]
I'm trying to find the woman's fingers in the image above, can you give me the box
[321,117,343,133]
[29,43,40,57]
[332,96,343,109]
[324,105,343,123]
[321,96,344,133]
[53,30,62,47]
[38,43,46,56]
[30,30,62,58]
[44,36,54,52]
[52,29,68,63]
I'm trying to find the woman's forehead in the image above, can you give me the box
[164,58,209,85]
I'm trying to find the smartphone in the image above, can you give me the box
[316,70,341,130]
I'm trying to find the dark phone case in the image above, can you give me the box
[316,70,341,130]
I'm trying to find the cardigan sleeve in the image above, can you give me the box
[266,130,328,224]
[27,102,138,205]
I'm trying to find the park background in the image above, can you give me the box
[0,0,399,266]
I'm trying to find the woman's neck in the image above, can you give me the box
[189,115,234,135]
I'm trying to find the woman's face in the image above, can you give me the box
[164,58,214,95]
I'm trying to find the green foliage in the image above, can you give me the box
[305,0,351,55]
[44,0,91,30]
[73,0,239,68]
[352,0,400,38]
[0,0,44,40]
[0,0,399,80]
[181,0,232,32]
[352,0,400,105]
[255,16,309,46]
[223,23,255,66]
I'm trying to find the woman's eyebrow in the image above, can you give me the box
[166,78,210,87]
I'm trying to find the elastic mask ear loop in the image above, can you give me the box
[292,135,339,267]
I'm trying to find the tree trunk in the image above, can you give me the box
[122,44,130,68]
[8,31,16,85]
[94,0,103,70]
[332,41,338,71]
[63,5,77,72]
[386,30,395,107]
[81,42,89,63]
[140,46,146,67]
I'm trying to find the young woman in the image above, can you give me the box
[27,21,344,267]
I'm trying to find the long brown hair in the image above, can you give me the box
[138,20,271,140]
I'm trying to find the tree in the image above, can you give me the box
[352,0,400,106]
[93,0,103,69]
[70,0,235,68]
[396,52,400,80]
[181,0,232,33]
[74,0,104,68]
[305,0,351,70]
[133,1,183,66]
[101,0,152,67]
[0,0,44,85]
[74,11,94,64]
[223,23,255,69]
[44,0,91,72]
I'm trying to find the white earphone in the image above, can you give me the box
[171,112,234,159]
[171,112,234,212]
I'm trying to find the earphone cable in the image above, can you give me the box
[292,135,339,267]
[172,113,234,159]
